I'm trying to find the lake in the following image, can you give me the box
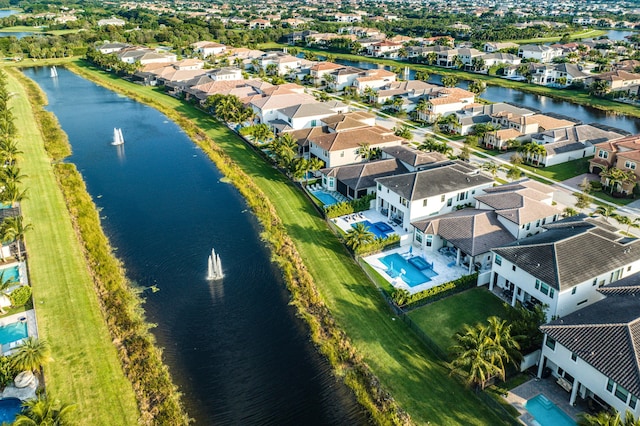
[23,66,368,425]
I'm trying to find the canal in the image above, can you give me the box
[23,67,368,425]
[334,58,640,134]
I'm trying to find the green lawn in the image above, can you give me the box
[519,157,591,182]
[506,29,606,45]
[0,25,82,35]
[68,61,511,425]
[408,287,512,355]
[8,70,140,424]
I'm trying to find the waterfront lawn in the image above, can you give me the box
[69,61,512,425]
[8,70,140,424]
[408,287,512,355]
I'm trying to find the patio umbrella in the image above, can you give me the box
[409,246,413,255]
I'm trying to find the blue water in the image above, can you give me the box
[0,266,19,283]
[408,256,430,270]
[0,322,27,346]
[311,190,339,206]
[525,394,576,426]
[0,398,22,423]
[379,253,432,287]
[373,221,393,233]
[353,220,386,238]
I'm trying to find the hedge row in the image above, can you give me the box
[14,69,190,426]
[325,193,375,218]
[64,63,412,425]
[355,234,400,256]
[392,273,479,309]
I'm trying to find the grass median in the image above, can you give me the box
[69,60,511,425]
[7,69,140,424]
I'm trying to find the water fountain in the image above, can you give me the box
[207,248,223,280]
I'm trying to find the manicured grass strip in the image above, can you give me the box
[506,29,606,44]
[6,69,140,424]
[68,61,511,425]
[518,157,590,182]
[408,288,512,355]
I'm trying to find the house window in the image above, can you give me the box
[526,223,531,231]
[536,220,540,227]
[593,278,598,286]
[571,352,577,362]
[607,379,615,393]
[495,255,502,266]
[512,265,516,271]
[545,336,556,350]
[572,287,577,295]
[628,266,632,272]
[630,395,638,409]
[625,160,637,170]
[323,177,327,185]
[426,235,433,247]
[377,183,381,191]
[441,195,445,202]
[447,198,452,207]
[423,199,428,207]
[535,280,540,290]
[550,288,555,299]
[598,150,609,159]
[615,385,629,403]
[400,196,409,208]
[415,230,423,243]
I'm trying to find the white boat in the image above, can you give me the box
[111,128,124,146]
[207,248,223,280]
[50,66,58,78]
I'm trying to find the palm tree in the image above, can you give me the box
[485,316,521,367]
[614,214,635,234]
[589,79,610,97]
[11,337,52,372]
[468,80,486,97]
[0,182,28,208]
[506,165,523,181]
[482,161,500,178]
[393,125,413,141]
[1,216,33,260]
[358,143,373,161]
[0,138,22,165]
[578,409,640,426]
[415,70,430,81]
[594,205,616,223]
[418,137,453,156]
[449,323,508,390]
[363,86,376,103]
[344,223,375,252]
[414,97,429,122]
[441,75,459,88]
[0,164,26,187]
[0,270,18,314]
[13,395,76,426]
[563,207,578,217]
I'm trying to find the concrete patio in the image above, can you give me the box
[505,376,585,424]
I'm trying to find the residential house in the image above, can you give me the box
[367,40,403,58]
[590,134,640,193]
[327,66,365,91]
[207,67,243,81]
[352,69,397,93]
[379,145,450,172]
[375,161,494,230]
[456,48,484,68]
[319,159,409,199]
[191,41,227,58]
[256,51,302,75]
[416,87,476,123]
[309,62,343,85]
[586,70,640,91]
[285,30,318,45]
[247,90,316,124]
[372,80,440,105]
[249,19,271,29]
[537,279,640,417]
[484,42,520,52]
[270,102,342,133]
[453,103,536,135]
[481,52,521,69]
[518,44,563,63]
[484,114,576,150]
[489,215,640,319]
[334,13,362,23]
[96,42,131,54]
[117,47,177,65]
[98,17,126,26]
[530,124,626,167]
[308,125,405,168]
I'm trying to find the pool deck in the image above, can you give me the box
[0,309,38,356]
[506,376,584,424]
[333,209,412,240]
[363,245,469,294]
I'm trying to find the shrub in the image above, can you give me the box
[394,273,479,308]
[9,286,31,307]
[324,194,375,218]
[0,356,15,387]
[355,234,400,256]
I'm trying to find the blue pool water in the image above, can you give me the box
[379,253,433,287]
[0,398,22,423]
[0,266,19,283]
[373,222,393,233]
[311,190,340,206]
[353,220,387,239]
[0,322,27,346]
[525,394,576,426]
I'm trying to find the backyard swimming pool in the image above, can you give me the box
[525,394,575,426]
[0,322,27,346]
[0,266,19,283]
[311,190,340,206]
[379,253,438,287]
[0,398,22,423]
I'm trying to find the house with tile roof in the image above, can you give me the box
[96,42,131,54]
[518,44,563,63]
[537,278,640,417]
[191,41,227,58]
[271,102,343,133]
[489,215,640,319]
[484,114,576,150]
[247,91,317,124]
[352,69,397,93]
[587,70,640,90]
[379,145,450,172]
[453,103,536,135]
[375,161,494,230]
[308,125,405,168]
[530,124,626,167]
[481,52,522,69]
[319,159,409,200]
[366,40,403,58]
[590,134,640,194]
[416,87,476,123]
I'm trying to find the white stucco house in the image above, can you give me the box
[538,280,640,418]
[375,161,494,231]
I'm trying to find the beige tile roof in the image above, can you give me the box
[310,126,403,151]
[527,114,575,130]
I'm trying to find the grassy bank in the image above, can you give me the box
[68,60,510,425]
[5,69,140,424]
[265,44,640,118]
